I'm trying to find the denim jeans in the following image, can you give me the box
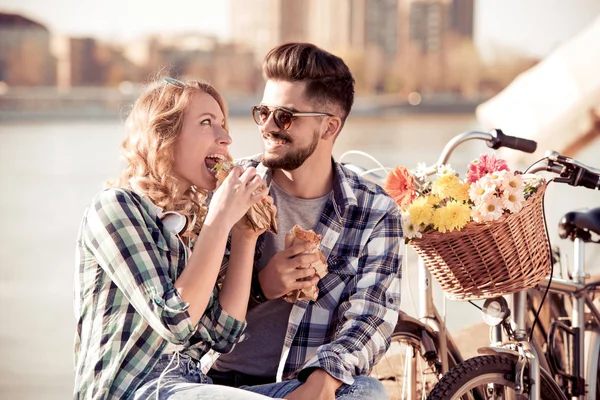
[134,354,274,399]
[241,376,389,400]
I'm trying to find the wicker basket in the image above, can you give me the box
[410,181,550,301]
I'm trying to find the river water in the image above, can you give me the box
[1,114,598,399]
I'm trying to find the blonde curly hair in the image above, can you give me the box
[110,78,229,241]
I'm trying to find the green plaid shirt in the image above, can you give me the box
[74,188,246,399]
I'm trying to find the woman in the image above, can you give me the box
[74,78,273,399]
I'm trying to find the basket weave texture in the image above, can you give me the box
[410,181,550,301]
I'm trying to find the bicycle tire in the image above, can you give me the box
[426,355,567,400]
[372,330,442,399]
[585,328,600,399]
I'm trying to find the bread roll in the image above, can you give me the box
[214,160,278,234]
[282,225,328,303]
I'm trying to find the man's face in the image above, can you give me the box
[258,80,324,171]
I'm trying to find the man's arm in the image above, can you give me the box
[297,205,402,385]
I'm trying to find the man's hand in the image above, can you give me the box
[258,241,321,299]
[284,369,342,400]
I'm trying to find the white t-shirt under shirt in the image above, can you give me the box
[213,181,330,377]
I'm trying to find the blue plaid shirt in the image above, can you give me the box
[217,158,403,385]
[74,188,246,399]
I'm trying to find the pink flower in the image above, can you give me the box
[466,154,510,183]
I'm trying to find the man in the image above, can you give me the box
[208,43,402,399]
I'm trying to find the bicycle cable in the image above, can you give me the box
[523,156,550,174]
[528,178,555,343]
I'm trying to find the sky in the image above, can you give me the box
[1,0,600,60]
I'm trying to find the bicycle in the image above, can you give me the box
[343,129,600,399]
[425,147,600,399]
[343,129,544,399]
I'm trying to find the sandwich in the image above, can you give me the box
[282,225,328,303]
[214,160,278,234]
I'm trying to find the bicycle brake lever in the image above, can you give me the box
[514,346,528,394]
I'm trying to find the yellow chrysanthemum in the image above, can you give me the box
[455,181,471,202]
[407,196,434,227]
[431,200,471,233]
[425,195,441,206]
[432,174,467,201]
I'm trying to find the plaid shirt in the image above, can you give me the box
[218,158,403,385]
[74,188,246,400]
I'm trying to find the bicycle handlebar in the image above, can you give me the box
[429,129,536,174]
[527,151,600,190]
[341,129,599,191]
[486,129,537,153]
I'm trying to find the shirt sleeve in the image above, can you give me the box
[298,203,403,385]
[82,188,197,344]
[190,286,247,354]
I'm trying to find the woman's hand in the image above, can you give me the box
[205,166,268,231]
[231,195,276,241]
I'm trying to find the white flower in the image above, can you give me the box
[474,196,504,222]
[401,211,422,239]
[501,172,524,194]
[436,164,455,176]
[501,189,525,213]
[488,170,508,189]
[415,162,428,180]
[469,177,496,205]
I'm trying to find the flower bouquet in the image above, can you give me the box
[385,154,551,300]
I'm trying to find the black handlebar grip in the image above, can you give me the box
[577,169,600,190]
[487,129,537,153]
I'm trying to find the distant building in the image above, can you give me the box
[228,0,474,94]
[449,0,474,38]
[70,38,105,86]
[231,0,399,60]
[395,0,475,93]
[139,34,260,94]
[0,12,57,86]
[231,0,308,62]
[230,0,400,92]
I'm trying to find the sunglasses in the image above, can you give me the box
[251,105,333,131]
[164,77,185,87]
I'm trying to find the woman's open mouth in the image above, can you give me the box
[205,153,228,175]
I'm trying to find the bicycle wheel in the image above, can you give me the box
[584,328,600,400]
[427,355,567,400]
[371,330,441,399]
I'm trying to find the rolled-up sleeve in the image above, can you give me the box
[83,188,197,344]
[192,288,247,353]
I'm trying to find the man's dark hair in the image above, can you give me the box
[262,42,355,123]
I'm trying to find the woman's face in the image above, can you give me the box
[172,91,232,192]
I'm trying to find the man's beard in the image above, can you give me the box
[262,129,319,171]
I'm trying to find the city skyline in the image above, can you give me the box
[1,0,600,61]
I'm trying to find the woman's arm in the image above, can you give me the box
[218,230,259,320]
[175,167,266,322]
[173,222,231,322]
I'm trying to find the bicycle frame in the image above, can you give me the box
[531,235,600,399]
[477,179,600,400]
[343,129,600,398]
[415,130,600,399]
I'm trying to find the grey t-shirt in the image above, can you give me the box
[213,181,330,377]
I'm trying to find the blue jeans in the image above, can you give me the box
[241,376,388,399]
[134,354,274,399]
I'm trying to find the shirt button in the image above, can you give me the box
[155,297,164,306]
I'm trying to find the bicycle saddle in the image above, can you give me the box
[558,207,600,241]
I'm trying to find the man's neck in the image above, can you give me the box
[271,157,334,199]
